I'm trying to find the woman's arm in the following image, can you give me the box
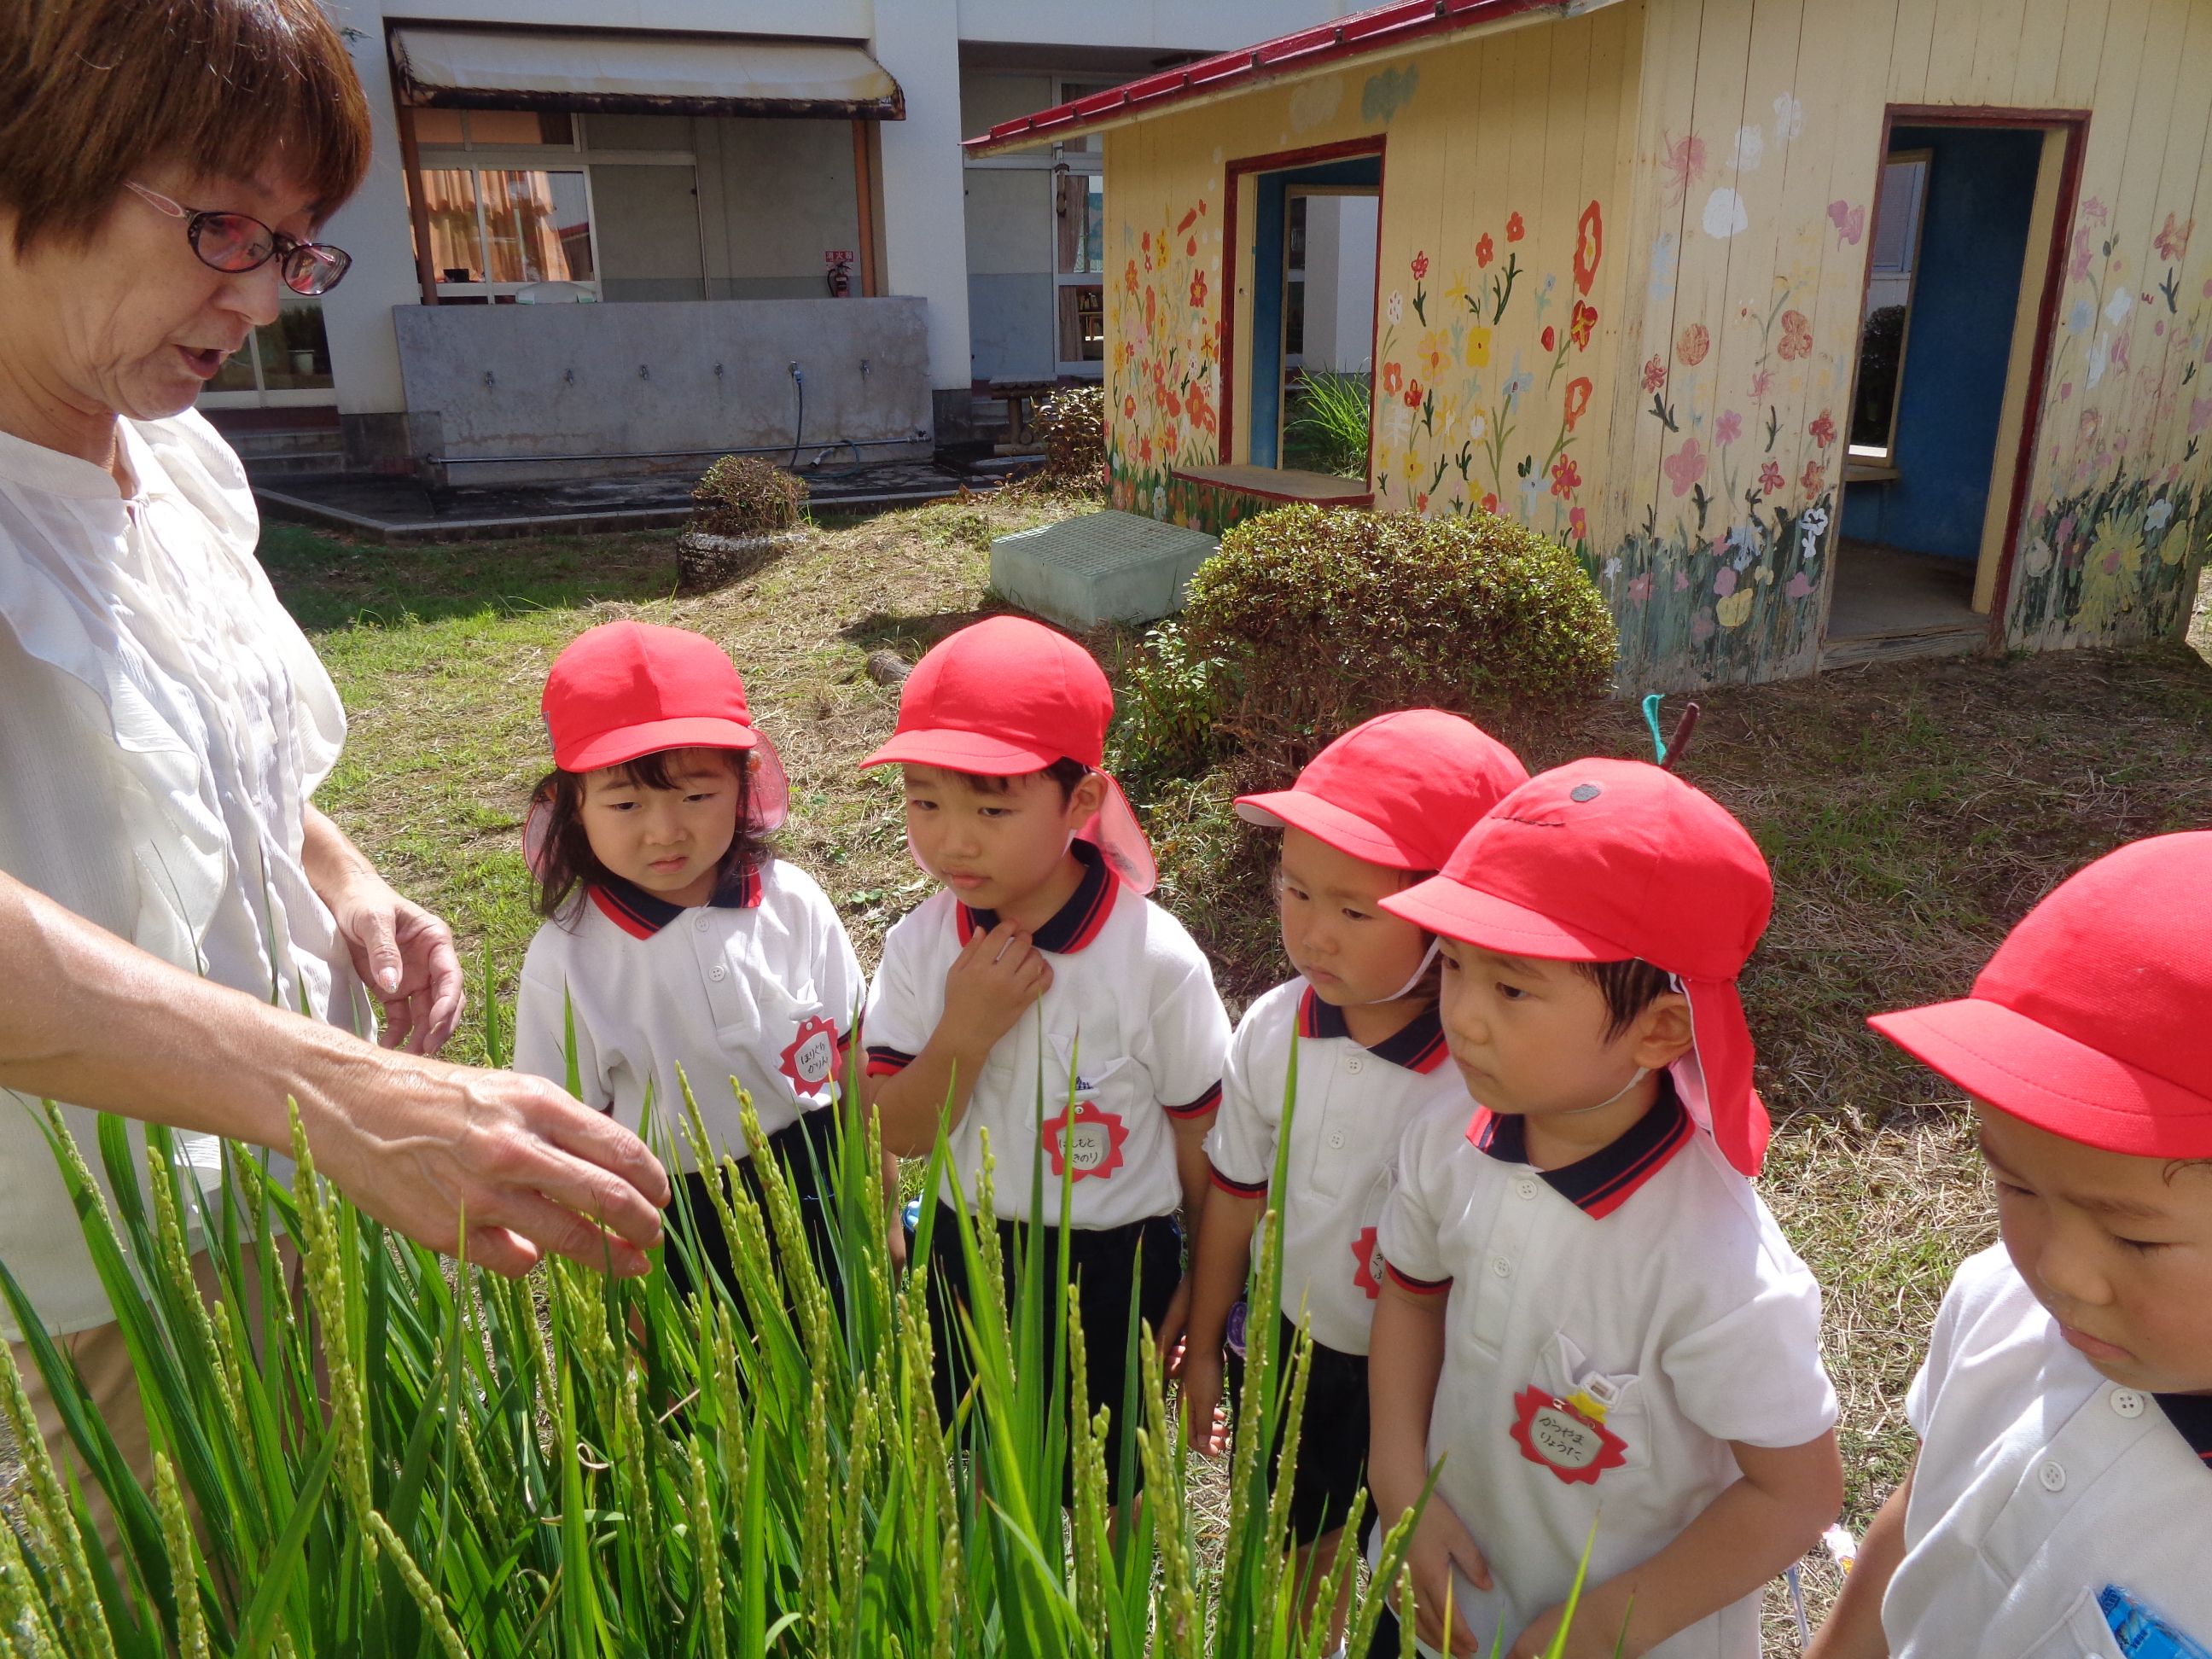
[302,805,464,1055]
[0,868,669,1277]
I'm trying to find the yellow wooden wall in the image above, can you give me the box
[1100,4,1644,550]
[1098,0,2212,684]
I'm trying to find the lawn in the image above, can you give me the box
[255,497,2212,1633]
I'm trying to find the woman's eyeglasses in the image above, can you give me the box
[125,182,352,297]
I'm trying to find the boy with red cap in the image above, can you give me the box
[1368,759,1842,1657]
[859,615,1231,1497]
[1807,831,2212,1659]
[1179,710,1528,1635]
[515,620,891,1305]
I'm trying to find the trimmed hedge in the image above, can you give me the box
[1115,504,1617,1000]
[1118,504,1616,786]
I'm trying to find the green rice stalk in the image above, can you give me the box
[285,1103,376,1565]
[153,1451,210,1659]
[0,1504,68,1659]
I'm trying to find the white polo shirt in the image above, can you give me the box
[1204,977,1465,1355]
[1882,1244,2212,1659]
[1373,1083,1838,1658]
[864,841,1231,1230]
[515,858,863,1173]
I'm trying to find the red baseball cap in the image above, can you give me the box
[1235,710,1529,871]
[538,621,787,834]
[1380,759,1775,1175]
[861,614,1156,892]
[1870,832,2212,1156]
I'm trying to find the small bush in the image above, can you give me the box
[688,453,808,538]
[1113,504,1615,998]
[1120,504,1615,786]
[1033,384,1106,486]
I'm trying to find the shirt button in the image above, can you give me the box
[2110,1388,2145,1418]
[1516,1178,1540,1201]
[694,917,709,933]
[1490,1255,1511,1279]
[708,964,728,982]
[1328,1132,1344,1149]
[1346,1057,1365,1075]
[2037,1459,2066,1493]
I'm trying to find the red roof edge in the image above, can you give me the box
[962,0,1569,155]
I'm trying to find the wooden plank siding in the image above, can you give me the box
[1096,0,2212,685]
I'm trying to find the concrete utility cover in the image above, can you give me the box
[989,509,1220,630]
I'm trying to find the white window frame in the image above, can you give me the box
[416,113,702,303]
[198,298,337,410]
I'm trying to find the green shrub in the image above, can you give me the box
[1033,385,1106,486]
[1113,505,1615,998]
[1120,504,1615,785]
[689,454,809,538]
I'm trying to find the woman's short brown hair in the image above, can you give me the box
[0,0,371,254]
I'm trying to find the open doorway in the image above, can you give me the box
[1824,113,2081,664]
[1281,189,1382,473]
[1196,141,1383,508]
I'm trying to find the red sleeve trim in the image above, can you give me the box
[1384,1263,1452,1296]
[1208,1163,1269,1197]
[1162,1080,1225,1119]
[864,1045,915,1079]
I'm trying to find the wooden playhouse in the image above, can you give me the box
[966,0,2212,687]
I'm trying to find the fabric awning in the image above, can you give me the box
[390,25,904,120]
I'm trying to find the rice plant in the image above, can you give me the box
[0,981,1591,1656]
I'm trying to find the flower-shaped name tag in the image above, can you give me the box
[1039,1098,1128,1180]
[779,1014,841,1097]
[1509,1385,1628,1486]
[1351,1226,1382,1300]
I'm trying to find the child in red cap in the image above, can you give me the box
[1808,831,2212,1659]
[1179,709,1528,1641]
[1368,759,1842,1658]
[515,620,894,1306]
[859,614,1231,1502]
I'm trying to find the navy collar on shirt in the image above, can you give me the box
[1466,1074,1694,1219]
[587,862,762,940]
[1295,983,1450,1074]
[953,838,1118,954]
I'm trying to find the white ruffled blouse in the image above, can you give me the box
[0,409,362,1339]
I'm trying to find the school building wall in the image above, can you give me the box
[1097,0,2212,688]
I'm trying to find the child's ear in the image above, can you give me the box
[1067,770,1109,822]
[1627,992,1697,1071]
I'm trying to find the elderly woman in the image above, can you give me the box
[0,0,669,1515]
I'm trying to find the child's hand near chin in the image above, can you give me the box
[938,920,1052,1051]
